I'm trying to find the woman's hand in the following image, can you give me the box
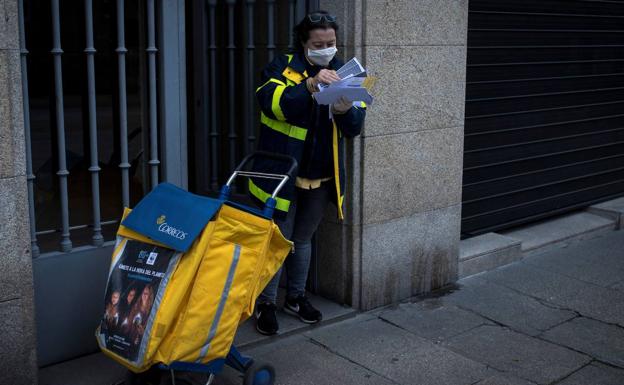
[307,69,340,92]
[332,96,352,114]
[315,69,340,85]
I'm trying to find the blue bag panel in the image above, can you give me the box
[121,183,222,252]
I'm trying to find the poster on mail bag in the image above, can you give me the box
[98,239,179,362]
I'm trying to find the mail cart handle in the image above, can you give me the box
[219,151,298,218]
[234,151,298,179]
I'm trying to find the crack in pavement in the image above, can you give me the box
[468,278,624,331]
[550,360,594,385]
[306,336,404,385]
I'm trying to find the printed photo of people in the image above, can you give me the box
[99,239,176,362]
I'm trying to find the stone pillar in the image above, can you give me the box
[0,0,38,383]
[317,0,468,309]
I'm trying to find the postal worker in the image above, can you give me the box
[250,10,366,335]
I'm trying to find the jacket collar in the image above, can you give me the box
[288,51,342,74]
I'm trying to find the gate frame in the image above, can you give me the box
[158,0,188,189]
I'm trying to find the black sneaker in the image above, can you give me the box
[284,295,322,324]
[255,302,278,335]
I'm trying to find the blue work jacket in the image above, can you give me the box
[250,52,366,219]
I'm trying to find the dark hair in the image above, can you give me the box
[293,10,339,52]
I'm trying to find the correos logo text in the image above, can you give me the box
[156,215,187,240]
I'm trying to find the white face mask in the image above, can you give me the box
[307,46,337,66]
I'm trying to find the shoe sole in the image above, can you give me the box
[255,321,278,336]
[283,306,322,324]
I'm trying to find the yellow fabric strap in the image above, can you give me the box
[248,179,291,212]
[256,78,285,93]
[332,120,344,220]
[260,112,307,141]
[271,85,286,121]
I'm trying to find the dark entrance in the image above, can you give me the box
[462,0,624,237]
[185,0,322,291]
[186,0,319,197]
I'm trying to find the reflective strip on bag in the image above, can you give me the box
[196,244,241,362]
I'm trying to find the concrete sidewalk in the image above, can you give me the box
[40,229,624,385]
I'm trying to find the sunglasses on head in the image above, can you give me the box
[308,13,336,23]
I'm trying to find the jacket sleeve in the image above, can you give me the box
[334,104,366,138]
[256,55,311,123]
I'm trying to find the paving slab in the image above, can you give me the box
[480,262,590,302]
[306,316,490,385]
[580,252,624,274]
[480,263,624,326]
[550,285,624,328]
[540,317,624,368]
[377,299,492,342]
[523,255,624,289]
[579,251,624,274]
[557,362,624,385]
[444,325,591,385]
[459,232,522,278]
[474,374,538,385]
[216,335,397,385]
[560,230,624,271]
[522,243,624,288]
[612,281,624,291]
[38,353,125,385]
[448,277,577,336]
[499,211,615,255]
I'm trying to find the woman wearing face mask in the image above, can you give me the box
[251,10,366,335]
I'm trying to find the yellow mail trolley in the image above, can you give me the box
[96,152,297,385]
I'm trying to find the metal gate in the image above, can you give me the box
[462,0,624,237]
[187,0,318,196]
[185,0,322,292]
[20,0,185,366]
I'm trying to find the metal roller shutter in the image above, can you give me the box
[461,0,624,237]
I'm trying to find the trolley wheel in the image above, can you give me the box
[161,371,198,385]
[243,361,275,385]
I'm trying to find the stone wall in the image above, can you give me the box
[317,0,468,309]
[0,0,38,383]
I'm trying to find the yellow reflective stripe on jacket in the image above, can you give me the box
[256,78,286,93]
[261,112,307,141]
[332,120,344,220]
[271,85,286,121]
[248,179,291,212]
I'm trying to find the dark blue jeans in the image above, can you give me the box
[258,180,333,303]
